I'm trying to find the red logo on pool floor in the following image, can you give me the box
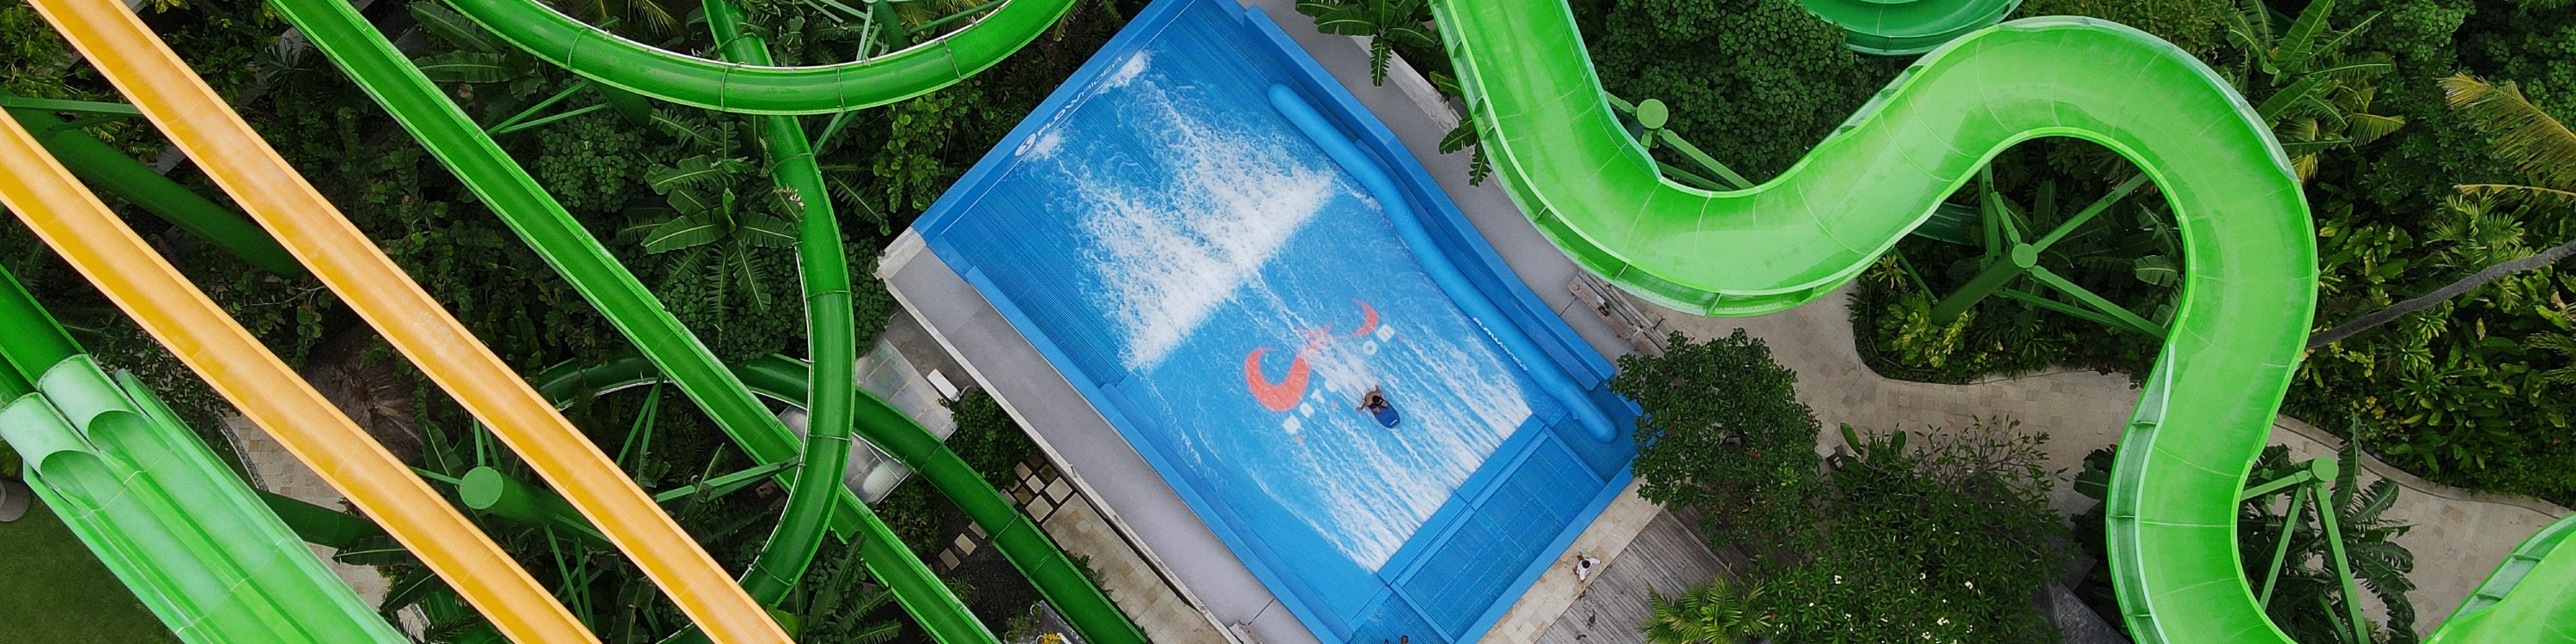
[1244,301,1379,412]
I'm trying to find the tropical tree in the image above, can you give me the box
[1641,578,1767,644]
[2222,0,2407,179]
[2306,75,2573,348]
[615,111,802,325]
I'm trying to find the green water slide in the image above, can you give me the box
[255,0,987,639]
[1795,0,2022,55]
[262,0,1139,641]
[1431,2,2573,642]
[438,0,1076,114]
[0,267,402,643]
[2425,514,2576,642]
[1,94,298,276]
[697,0,866,617]
[534,353,1141,644]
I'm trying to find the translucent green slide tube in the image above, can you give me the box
[537,355,1145,644]
[1794,0,2022,56]
[2425,514,2576,643]
[437,0,1077,114]
[0,267,401,644]
[1431,3,2573,641]
[2,96,298,276]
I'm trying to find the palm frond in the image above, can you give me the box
[2225,0,2276,76]
[2273,0,2340,75]
[2348,112,2406,146]
[647,155,756,195]
[648,110,722,148]
[2454,183,2576,210]
[2444,75,2576,191]
[732,245,773,312]
[736,214,800,248]
[410,1,498,53]
[664,188,720,216]
[412,52,512,83]
[2257,76,2328,123]
[2308,12,2381,64]
[846,622,902,644]
[642,214,731,253]
[2305,53,2393,83]
[376,567,447,616]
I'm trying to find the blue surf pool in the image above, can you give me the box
[912,1,1636,641]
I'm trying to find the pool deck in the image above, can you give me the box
[882,1,1643,641]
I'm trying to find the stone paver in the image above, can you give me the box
[1038,493,1232,642]
[1528,513,1733,644]
[1483,482,1668,642]
[220,415,395,608]
[1641,286,2571,629]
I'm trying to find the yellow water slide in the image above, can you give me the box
[0,81,596,644]
[14,0,793,641]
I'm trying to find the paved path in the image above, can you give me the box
[1643,286,2571,630]
[217,416,396,610]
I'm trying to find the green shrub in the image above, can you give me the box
[945,391,1041,489]
[1748,422,2069,644]
[1616,331,2070,642]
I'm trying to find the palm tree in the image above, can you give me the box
[2237,438,2418,644]
[1294,0,1438,86]
[1640,578,1767,644]
[2306,75,2575,348]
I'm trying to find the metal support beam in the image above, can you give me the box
[2312,457,2372,643]
[652,458,801,503]
[2031,173,2150,252]
[2027,266,2166,337]
[458,466,607,545]
[483,79,588,133]
[0,96,142,117]
[1931,242,2036,321]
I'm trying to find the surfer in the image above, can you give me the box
[1358,386,1401,428]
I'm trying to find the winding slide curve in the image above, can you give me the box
[1432,0,2574,641]
[1795,0,2022,55]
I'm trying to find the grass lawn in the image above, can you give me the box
[0,481,182,644]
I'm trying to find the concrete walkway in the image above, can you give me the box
[1642,286,2572,630]
[217,416,397,610]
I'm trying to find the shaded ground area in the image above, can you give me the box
[0,495,181,644]
[1531,513,1735,644]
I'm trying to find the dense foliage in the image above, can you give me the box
[1640,578,1765,644]
[1615,331,2072,643]
[1614,330,1822,546]
[1569,0,1905,182]
[1845,0,2576,507]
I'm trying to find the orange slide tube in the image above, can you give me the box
[0,100,594,642]
[18,0,794,641]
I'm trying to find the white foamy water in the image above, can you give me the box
[1256,319,1532,567]
[1016,58,1534,569]
[1027,66,1335,371]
